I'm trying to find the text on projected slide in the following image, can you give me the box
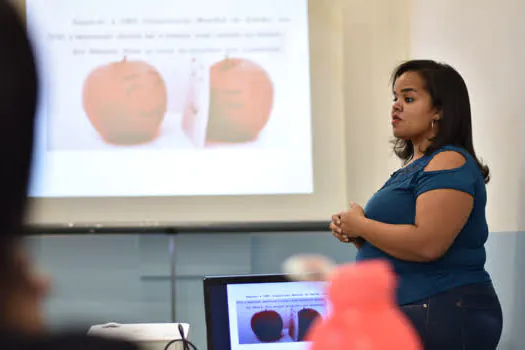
[27,0,313,198]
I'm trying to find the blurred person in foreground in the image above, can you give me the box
[0,1,137,349]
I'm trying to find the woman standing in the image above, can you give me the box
[331,60,503,349]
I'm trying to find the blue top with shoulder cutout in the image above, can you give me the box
[355,145,491,305]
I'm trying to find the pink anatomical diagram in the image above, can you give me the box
[82,57,167,145]
[206,57,274,143]
[181,57,274,146]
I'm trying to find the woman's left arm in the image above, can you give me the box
[341,151,474,262]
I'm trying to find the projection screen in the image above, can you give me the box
[17,0,347,228]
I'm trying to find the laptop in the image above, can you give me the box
[203,274,327,350]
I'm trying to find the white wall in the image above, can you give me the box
[411,0,525,233]
[338,0,525,232]
[342,0,411,205]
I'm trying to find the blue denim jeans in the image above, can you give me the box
[400,282,503,350]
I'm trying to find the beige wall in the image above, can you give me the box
[342,0,525,233]
[411,0,525,232]
[341,0,411,206]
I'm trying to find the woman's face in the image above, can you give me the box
[391,71,438,141]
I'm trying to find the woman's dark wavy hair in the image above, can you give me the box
[391,59,490,183]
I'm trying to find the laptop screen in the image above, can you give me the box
[203,274,327,350]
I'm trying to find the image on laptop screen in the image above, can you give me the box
[203,274,327,350]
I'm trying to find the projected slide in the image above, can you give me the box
[26,0,313,197]
[227,281,327,350]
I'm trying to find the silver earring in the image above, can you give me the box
[431,120,435,129]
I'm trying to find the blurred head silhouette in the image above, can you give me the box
[0,0,49,335]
